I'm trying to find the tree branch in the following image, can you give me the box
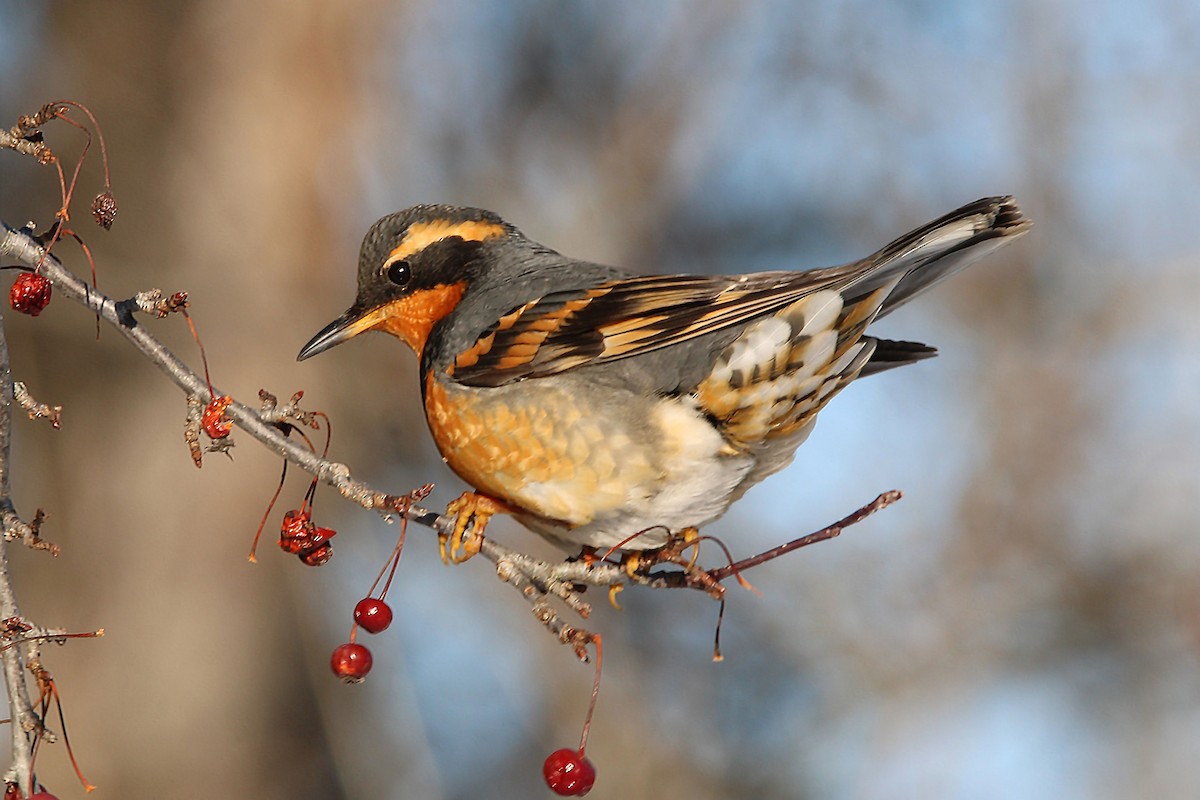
[0,301,38,793]
[0,220,898,663]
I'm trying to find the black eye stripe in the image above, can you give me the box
[385,259,412,287]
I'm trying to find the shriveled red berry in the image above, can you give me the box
[543,748,596,796]
[299,541,334,567]
[10,272,52,316]
[281,508,312,533]
[295,525,335,566]
[330,642,372,682]
[278,509,314,554]
[309,526,336,545]
[353,598,393,634]
[201,395,233,439]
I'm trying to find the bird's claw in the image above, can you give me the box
[440,491,507,564]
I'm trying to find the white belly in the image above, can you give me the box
[520,396,754,551]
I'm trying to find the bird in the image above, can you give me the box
[298,197,1030,564]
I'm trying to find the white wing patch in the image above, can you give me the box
[695,288,882,450]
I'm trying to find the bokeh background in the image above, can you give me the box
[1,1,1198,798]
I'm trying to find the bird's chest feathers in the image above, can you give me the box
[421,373,751,530]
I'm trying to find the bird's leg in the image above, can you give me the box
[614,527,699,578]
[622,528,726,598]
[441,491,511,564]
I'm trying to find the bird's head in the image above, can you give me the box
[297,205,512,360]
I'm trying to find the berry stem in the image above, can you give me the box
[365,498,409,601]
[599,525,670,561]
[249,460,289,562]
[180,309,216,399]
[713,597,726,662]
[579,635,601,756]
[53,100,112,193]
[314,411,332,458]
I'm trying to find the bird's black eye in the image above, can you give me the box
[385,259,412,287]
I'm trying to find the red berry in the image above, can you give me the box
[330,642,372,682]
[201,395,233,439]
[543,748,596,796]
[30,792,61,800]
[353,598,393,634]
[10,272,52,316]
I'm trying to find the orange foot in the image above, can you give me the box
[441,491,512,564]
[620,527,701,578]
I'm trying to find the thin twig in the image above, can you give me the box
[708,490,902,581]
[12,382,61,430]
[0,126,55,165]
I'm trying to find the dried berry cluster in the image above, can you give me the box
[277,507,337,567]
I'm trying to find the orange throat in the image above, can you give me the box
[375,282,466,354]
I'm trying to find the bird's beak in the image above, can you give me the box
[297,305,389,361]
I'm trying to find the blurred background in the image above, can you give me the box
[1,1,1198,798]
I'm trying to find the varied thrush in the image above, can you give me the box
[299,197,1030,562]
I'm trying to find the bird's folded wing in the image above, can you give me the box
[448,267,861,387]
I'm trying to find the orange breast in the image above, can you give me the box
[423,373,657,526]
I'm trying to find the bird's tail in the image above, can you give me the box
[847,195,1032,318]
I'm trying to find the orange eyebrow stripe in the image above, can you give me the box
[387,219,507,263]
